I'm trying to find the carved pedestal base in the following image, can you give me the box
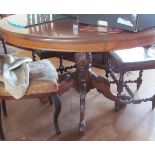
[58,52,116,134]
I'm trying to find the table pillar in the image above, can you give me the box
[75,52,92,134]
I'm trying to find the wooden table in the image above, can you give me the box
[1,15,155,134]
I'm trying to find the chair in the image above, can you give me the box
[0,14,12,54]
[0,38,7,54]
[105,46,155,111]
[33,50,76,74]
[0,58,61,140]
[33,50,77,75]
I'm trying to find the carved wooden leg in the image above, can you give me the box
[51,93,61,135]
[79,78,86,134]
[0,102,5,140]
[75,52,92,134]
[137,70,143,90]
[89,70,116,101]
[2,100,7,117]
[115,72,125,111]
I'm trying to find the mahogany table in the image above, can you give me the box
[1,15,155,134]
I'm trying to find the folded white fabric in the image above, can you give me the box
[29,59,58,83]
[0,54,32,99]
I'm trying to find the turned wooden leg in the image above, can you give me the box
[51,93,61,135]
[1,38,8,54]
[137,70,143,90]
[2,100,7,117]
[32,50,37,61]
[105,69,109,79]
[59,55,64,75]
[104,52,110,79]
[75,52,92,134]
[0,102,5,140]
[115,72,125,111]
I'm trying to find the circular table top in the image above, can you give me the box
[1,14,155,52]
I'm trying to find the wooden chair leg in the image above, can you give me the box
[1,38,8,54]
[2,100,7,117]
[115,72,125,111]
[0,102,5,140]
[105,69,109,78]
[104,53,110,79]
[32,50,37,61]
[58,55,64,75]
[152,95,155,110]
[136,70,143,90]
[51,93,61,134]
[48,96,53,105]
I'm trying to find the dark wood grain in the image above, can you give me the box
[0,102,4,139]
[1,15,155,52]
[1,15,155,134]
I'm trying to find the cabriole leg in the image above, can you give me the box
[0,102,5,140]
[2,100,7,117]
[51,94,61,135]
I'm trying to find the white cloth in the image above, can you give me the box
[0,54,32,99]
[29,59,58,83]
